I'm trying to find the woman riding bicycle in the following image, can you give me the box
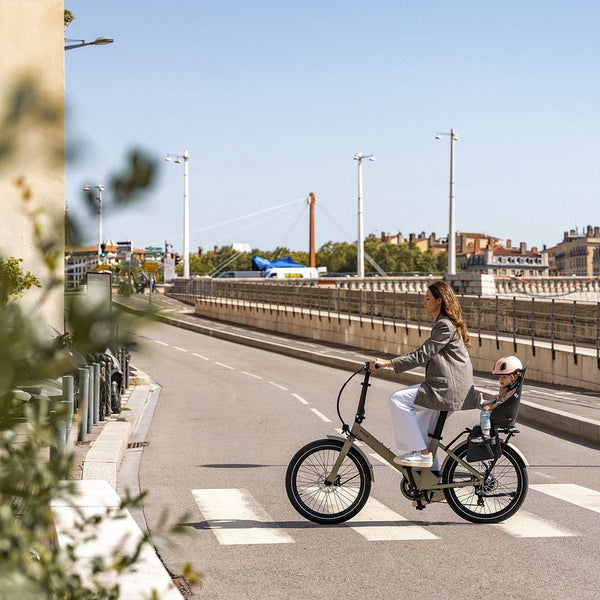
[369,280,477,469]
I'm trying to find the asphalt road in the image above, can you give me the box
[129,319,600,600]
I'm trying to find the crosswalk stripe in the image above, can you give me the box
[494,510,576,537]
[531,483,600,513]
[348,497,438,541]
[191,489,294,546]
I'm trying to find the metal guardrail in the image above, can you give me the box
[168,278,600,366]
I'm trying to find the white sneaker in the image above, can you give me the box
[393,451,433,468]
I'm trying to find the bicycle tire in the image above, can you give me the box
[285,438,371,525]
[442,440,528,523]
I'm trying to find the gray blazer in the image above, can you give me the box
[391,315,476,411]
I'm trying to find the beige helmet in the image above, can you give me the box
[492,356,523,375]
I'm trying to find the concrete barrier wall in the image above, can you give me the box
[193,298,600,392]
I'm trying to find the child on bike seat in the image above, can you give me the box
[473,356,523,443]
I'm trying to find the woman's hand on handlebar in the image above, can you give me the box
[368,358,392,372]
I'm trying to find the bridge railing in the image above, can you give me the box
[168,276,600,360]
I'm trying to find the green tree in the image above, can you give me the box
[316,241,356,273]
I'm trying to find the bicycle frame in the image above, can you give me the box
[324,365,487,496]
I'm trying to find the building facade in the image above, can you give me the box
[554,226,600,276]
[65,242,146,288]
[381,230,548,276]
[0,1,65,329]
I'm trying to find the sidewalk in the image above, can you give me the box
[52,369,186,600]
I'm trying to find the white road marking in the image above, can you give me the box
[242,371,263,379]
[494,510,576,537]
[191,489,293,545]
[192,352,209,360]
[349,497,438,541]
[531,483,600,514]
[269,382,287,390]
[215,361,234,370]
[173,346,188,352]
[155,340,169,346]
[292,393,309,405]
[530,471,554,479]
[310,408,331,423]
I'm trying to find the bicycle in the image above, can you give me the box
[285,362,529,524]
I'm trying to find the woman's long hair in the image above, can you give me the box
[428,281,471,348]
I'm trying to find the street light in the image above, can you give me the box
[165,150,190,279]
[64,36,114,51]
[353,152,375,278]
[83,184,104,265]
[435,130,459,276]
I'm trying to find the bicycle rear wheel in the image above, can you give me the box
[285,438,371,525]
[442,441,528,523]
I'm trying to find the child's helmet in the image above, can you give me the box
[492,356,522,375]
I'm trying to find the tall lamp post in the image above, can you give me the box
[353,152,375,278]
[83,184,104,265]
[165,150,190,279]
[435,129,459,275]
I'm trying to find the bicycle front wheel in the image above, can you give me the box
[442,441,528,523]
[285,439,371,525]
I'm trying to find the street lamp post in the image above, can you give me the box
[165,150,190,279]
[353,152,375,278]
[64,36,114,51]
[435,129,459,276]
[83,184,104,265]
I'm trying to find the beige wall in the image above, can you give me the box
[0,0,65,330]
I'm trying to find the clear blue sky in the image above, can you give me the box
[65,0,600,257]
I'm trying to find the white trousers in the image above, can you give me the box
[389,384,443,470]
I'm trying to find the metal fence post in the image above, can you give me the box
[530,297,536,356]
[77,367,89,442]
[573,300,578,364]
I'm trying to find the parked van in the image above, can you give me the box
[264,267,320,279]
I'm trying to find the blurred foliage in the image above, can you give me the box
[0,257,40,304]
[0,78,64,168]
[1,73,200,597]
[71,150,157,249]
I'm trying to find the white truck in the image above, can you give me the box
[264,267,320,279]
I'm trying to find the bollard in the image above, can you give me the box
[63,374,74,448]
[77,367,89,442]
[123,350,130,389]
[49,393,64,465]
[93,362,100,425]
[99,359,107,420]
[118,348,124,392]
[104,358,112,417]
[87,365,94,434]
